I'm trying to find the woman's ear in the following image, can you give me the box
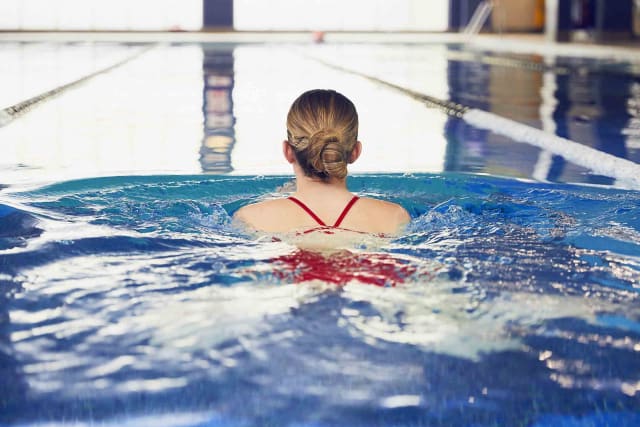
[283,140,296,164]
[349,141,362,163]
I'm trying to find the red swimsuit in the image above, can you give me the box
[288,195,359,228]
[270,195,419,286]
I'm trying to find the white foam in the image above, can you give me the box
[14,411,219,427]
[464,108,640,190]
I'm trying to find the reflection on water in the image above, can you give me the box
[444,57,493,174]
[200,45,236,173]
[443,50,639,184]
[0,43,204,186]
[553,61,632,185]
[444,52,546,178]
[0,42,639,187]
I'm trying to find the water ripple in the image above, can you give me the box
[1,173,640,426]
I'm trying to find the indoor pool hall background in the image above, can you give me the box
[1,39,640,427]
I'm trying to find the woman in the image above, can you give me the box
[234,89,410,235]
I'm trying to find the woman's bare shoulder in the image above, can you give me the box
[347,197,411,234]
[233,198,296,232]
[234,198,289,219]
[358,197,410,219]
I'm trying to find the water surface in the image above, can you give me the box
[1,173,639,426]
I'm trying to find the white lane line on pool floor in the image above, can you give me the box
[305,52,640,190]
[0,44,156,129]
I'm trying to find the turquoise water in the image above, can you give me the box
[1,173,639,426]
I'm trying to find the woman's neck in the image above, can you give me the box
[293,173,350,198]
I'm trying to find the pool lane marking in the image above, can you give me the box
[307,54,640,190]
[444,49,570,75]
[0,44,156,129]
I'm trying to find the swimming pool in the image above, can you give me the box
[1,40,640,426]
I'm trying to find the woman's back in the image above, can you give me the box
[233,89,410,235]
[235,192,409,235]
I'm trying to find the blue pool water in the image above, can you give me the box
[1,173,639,426]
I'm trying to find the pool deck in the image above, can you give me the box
[0,31,638,60]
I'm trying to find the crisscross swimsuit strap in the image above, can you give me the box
[288,196,359,228]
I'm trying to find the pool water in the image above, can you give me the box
[1,40,640,426]
[1,173,639,426]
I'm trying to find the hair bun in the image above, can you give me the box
[306,130,347,178]
[322,141,348,179]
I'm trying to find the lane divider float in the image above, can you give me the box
[0,44,155,128]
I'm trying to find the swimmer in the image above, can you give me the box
[234,89,410,235]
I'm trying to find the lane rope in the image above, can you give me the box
[308,53,640,189]
[0,44,155,128]
[444,49,570,75]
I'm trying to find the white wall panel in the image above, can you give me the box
[21,0,53,29]
[0,0,21,29]
[234,0,448,31]
[1,0,446,31]
[0,0,202,30]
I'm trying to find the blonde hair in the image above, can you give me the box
[286,89,358,181]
